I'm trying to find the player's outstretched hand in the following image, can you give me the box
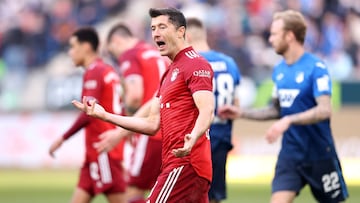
[217,105,241,120]
[49,137,64,158]
[72,96,106,119]
[94,128,124,153]
[265,116,291,143]
[172,134,197,157]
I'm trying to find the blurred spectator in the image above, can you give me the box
[1,0,360,111]
[75,0,104,26]
[46,0,77,57]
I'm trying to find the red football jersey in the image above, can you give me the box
[156,47,214,182]
[82,58,123,162]
[118,41,168,140]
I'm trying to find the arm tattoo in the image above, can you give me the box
[242,99,281,121]
[287,96,331,125]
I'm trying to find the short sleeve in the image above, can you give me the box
[184,60,213,94]
[312,61,332,98]
[119,55,142,78]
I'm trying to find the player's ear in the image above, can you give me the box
[83,42,93,53]
[177,26,186,39]
[286,31,296,42]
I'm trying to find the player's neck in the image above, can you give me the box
[283,44,305,65]
[169,40,189,61]
[83,54,99,69]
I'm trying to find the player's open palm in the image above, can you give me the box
[94,128,123,153]
[172,134,197,157]
[265,117,291,143]
[72,96,106,119]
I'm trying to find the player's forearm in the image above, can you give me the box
[242,98,280,120]
[107,99,155,137]
[63,113,90,140]
[103,112,159,135]
[190,106,214,140]
[242,106,280,120]
[286,105,331,125]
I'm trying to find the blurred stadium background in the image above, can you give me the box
[1,0,360,202]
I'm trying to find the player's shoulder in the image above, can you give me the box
[181,49,210,66]
[91,60,116,76]
[301,52,327,69]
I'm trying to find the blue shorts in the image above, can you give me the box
[208,144,231,201]
[272,157,348,203]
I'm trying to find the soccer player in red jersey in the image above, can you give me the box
[73,8,215,203]
[48,27,126,203]
[104,23,167,203]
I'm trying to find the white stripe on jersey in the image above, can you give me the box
[98,152,112,184]
[155,166,184,203]
[130,135,149,176]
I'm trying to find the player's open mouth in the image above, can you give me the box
[156,41,166,49]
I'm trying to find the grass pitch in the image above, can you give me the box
[0,169,359,203]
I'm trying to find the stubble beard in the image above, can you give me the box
[275,41,289,56]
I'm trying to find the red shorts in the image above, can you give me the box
[78,153,126,196]
[147,164,210,203]
[123,134,162,190]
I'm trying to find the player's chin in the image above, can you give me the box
[158,49,167,56]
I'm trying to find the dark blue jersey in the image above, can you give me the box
[272,52,336,161]
[200,50,241,149]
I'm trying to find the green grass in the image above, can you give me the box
[0,169,359,203]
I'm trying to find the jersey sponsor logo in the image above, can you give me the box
[278,89,300,107]
[317,75,330,92]
[193,70,211,78]
[184,50,200,59]
[209,61,227,72]
[316,62,327,69]
[276,73,284,81]
[84,80,97,89]
[295,72,304,83]
[171,68,179,81]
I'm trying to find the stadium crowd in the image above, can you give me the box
[0,0,360,111]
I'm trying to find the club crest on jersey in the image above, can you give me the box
[276,73,284,81]
[295,72,304,83]
[171,68,179,81]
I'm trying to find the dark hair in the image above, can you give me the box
[72,27,99,51]
[107,23,133,43]
[186,17,204,29]
[149,7,186,29]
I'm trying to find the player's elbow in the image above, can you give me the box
[322,106,332,119]
[317,104,332,120]
[206,104,215,126]
[147,124,160,135]
[209,108,215,123]
[146,117,161,135]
